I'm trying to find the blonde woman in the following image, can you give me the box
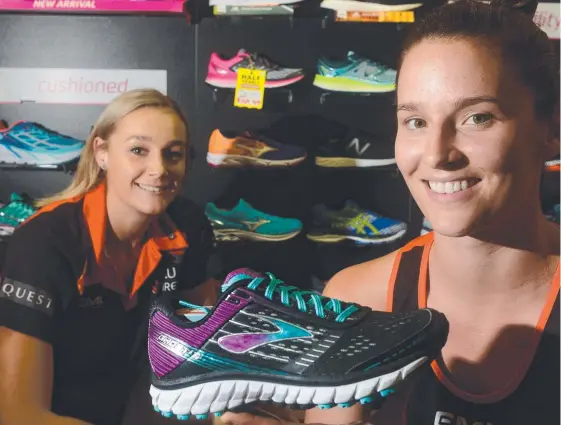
[0,89,216,425]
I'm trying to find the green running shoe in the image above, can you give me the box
[205,199,302,242]
[0,193,37,235]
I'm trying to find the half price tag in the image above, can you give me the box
[234,68,266,110]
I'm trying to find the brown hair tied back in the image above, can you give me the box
[399,0,558,118]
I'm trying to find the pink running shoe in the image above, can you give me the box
[206,49,305,89]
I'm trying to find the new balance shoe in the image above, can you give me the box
[207,129,307,168]
[313,52,396,93]
[206,50,304,89]
[0,121,84,166]
[321,0,423,12]
[148,268,449,420]
[205,200,303,242]
[315,130,395,168]
[307,201,407,245]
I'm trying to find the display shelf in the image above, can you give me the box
[0,159,78,173]
[208,84,300,111]
[316,87,396,105]
[0,0,186,14]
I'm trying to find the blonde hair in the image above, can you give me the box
[36,88,188,208]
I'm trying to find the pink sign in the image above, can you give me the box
[0,0,185,13]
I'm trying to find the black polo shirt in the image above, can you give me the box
[0,182,213,425]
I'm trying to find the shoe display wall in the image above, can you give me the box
[0,4,558,425]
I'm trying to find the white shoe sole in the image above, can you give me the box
[150,356,427,419]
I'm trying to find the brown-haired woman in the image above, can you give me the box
[221,1,560,424]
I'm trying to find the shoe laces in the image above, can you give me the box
[223,272,359,323]
[248,53,279,70]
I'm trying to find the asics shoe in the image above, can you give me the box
[0,193,37,230]
[0,121,84,167]
[148,268,449,420]
[313,52,396,93]
[315,130,395,168]
[307,201,407,245]
[205,199,303,242]
[206,49,304,89]
[321,0,423,12]
[207,129,307,168]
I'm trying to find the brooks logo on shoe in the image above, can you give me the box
[217,315,313,354]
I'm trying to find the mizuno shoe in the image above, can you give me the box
[148,268,449,420]
[205,200,303,242]
[0,121,84,167]
[207,129,307,168]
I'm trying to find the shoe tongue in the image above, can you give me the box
[221,267,264,293]
[235,198,252,210]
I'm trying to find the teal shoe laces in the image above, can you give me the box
[222,272,359,323]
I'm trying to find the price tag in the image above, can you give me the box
[234,68,266,110]
[335,10,415,23]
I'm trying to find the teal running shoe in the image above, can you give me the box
[205,199,303,242]
[0,193,37,236]
[307,200,407,245]
[313,52,396,93]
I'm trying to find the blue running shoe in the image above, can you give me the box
[205,199,303,242]
[0,121,84,167]
[148,268,449,419]
[313,52,396,93]
[307,200,407,245]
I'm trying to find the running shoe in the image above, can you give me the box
[0,193,37,236]
[420,217,432,235]
[544,204,560,225]
[315,130,395,168]
[321,0,423,12]
[0,121,84,167]
[207,129,307,168]
[148,268,449,420]
[545,156,560,172]
[313,52,396,93]
[307,201,407,245]
[206,50,304,89]
[0,200,14,239]
[205,200,303,242]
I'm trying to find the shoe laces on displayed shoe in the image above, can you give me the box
[222,270,359,322]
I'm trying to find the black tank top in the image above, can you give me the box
[388,233,560,425]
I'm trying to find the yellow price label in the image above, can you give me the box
[234,68,266,110]
[336,10,414,23]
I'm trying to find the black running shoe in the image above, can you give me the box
[316,130,395,168]
[148,268,448,421]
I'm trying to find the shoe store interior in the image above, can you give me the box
[0,1,559,425]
